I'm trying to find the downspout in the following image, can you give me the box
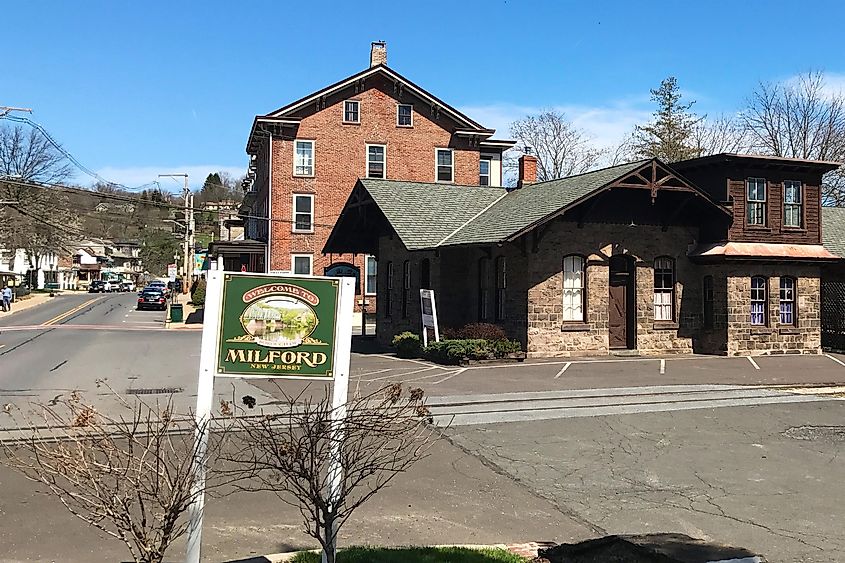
[266,132,273,273]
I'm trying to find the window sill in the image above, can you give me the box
[561,322,591,332]
[745,225,771,232]
[341,121,361,125]
[653,321,679,330]
[750,326,773,335]
[781,227,806,232]
[293,174,315,179]
[778,326,800,335]
[291,230,315,234]
[396,124,413,128]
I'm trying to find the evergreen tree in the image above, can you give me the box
[631,77,703,162]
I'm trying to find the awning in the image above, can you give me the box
[690,242,841,261]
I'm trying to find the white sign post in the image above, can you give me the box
[168,263,177,283]
[419,289,440,347]
[184,271,355,563]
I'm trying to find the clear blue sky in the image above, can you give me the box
[4,0,844,190]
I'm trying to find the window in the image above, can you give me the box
[366,144,386,179]
[384,261,393,317]
[702,275,714,329]
[495,256,506,321]
[478,258,490,321]
[747,177,766,226]
[436,148,454,182]
[784,180,802,228]
[397,104,413,127]
[292,194,314,232]
[653,257,674,322]
[562,255,586,322]
[294,140,314,176]
[343,100,360,123]
[479,158,491,186]
[402,261,411,318]
[292,254,313,275]
[779,277,796,325]
[751,276,767,326]
[365,256,377,295]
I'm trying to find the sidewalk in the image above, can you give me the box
[167,299,204,329]
[0,292,53,317]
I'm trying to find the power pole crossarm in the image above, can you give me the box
[0,106,33,117]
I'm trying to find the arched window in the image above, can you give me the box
[779,277,796,325]
[750,276,767,326]
[401,261,411,319]
[562,255,586,322]
[702,275,714,329]
[653,257,675,322]
[420,258,431,289]
[495,256,507,321]
[384,261,393,318]
[478,257,491,321]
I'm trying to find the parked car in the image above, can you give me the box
[148,280,170,298]
[88,280,106,293]
[137,289,167,311]
[120,281,136,292]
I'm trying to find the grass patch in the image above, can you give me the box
[289,546,527,563]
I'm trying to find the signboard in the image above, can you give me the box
[167,263,177,282]
[194,252,210,272]
[419,288,440,347]
[216,274,340,378]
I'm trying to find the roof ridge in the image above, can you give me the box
[524,159,651,189]
[435,190,509,247]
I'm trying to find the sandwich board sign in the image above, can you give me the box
[186,270,355,563]
[419,288,440,347]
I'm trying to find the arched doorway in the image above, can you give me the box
[608,254,637,350]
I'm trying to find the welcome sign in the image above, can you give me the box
[216,274,340,378]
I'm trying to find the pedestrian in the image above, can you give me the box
[2,286,12,313]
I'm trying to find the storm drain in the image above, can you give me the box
[126,387,184,395]
[783,425,845,442]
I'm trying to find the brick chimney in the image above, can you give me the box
[517,154,538,188]
[370,41,387,67]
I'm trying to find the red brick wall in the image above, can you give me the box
[266,76,498,301]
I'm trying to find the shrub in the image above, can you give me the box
[492,339,522,357]
[191,278,207,306]
[391,332,422,358]
[446,323,507,341]
[424,338,523,365]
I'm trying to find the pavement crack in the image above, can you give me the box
[49,360,68,372]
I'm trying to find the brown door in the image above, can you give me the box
[608,255,636,350]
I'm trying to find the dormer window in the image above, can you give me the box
[783,180,802,227]
[344,100,360,123]
[746,178,766,226]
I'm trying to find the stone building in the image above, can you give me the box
[326,154,842,357]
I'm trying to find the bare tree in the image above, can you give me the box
[508,109,604,182]
[1,389,228,563]
[223,383,437,563]
[691,114,750,156]
[742,71,845,205]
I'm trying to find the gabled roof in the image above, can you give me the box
[822,207,845,259]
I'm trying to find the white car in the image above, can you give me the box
[120,281,136,292]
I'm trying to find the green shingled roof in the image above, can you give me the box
[359,179,506,250]
[822,207,845,258]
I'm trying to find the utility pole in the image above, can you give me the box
[0,106,32,117]
[159,173,193,294]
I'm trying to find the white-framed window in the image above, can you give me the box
[343,100,360,123]
[294,140,314,177]
[783,180,802,228]
[779,276,796,325]
[366,144,386,179]
[653,257,674,322]
[436,148,454,182]
[747,177,766,226]
[292,194,314,233]
[365,255,377,295]
[751,276,767,326]
[397,104,413,127]
[563,255,585,322]
[292,254,313,275]
[479,158,491,186]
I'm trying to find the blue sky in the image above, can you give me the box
[4,0,844,191]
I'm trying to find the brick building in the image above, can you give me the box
[326,154,843,357]
[237,42,514,316]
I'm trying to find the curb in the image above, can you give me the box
[247,542,547,562]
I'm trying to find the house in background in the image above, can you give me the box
[327,153,841,357]
[237,41,514,325]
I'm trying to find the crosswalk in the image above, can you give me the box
[428,384,845,426]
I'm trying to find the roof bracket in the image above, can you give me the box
[430,103,440,120]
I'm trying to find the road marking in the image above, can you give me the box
[746,356,760,370]
[431,367,467,385]
[361,365,438,382]
[554,362,572,379]
[371,354,435,367]
[351,368,393,379]
[660,359,666,375]
[41,297,101,326]
[824,353,845,368]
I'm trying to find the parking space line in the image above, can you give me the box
[824,353,845,368]
[430,368,466,385]
[361,366,439,383]
[746,356,761,370]
[660,359,666,375]
[370,354,435,367]
[351,368,393,379]
[554,362,572,379]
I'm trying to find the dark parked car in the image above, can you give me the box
[137,289,167,311]
[88,280,106,293]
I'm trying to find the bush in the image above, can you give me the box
[492,339,522,356]
[424,338,523,365]
[191,278,207,306]
[443,323,507,341]
[391,332,422,358]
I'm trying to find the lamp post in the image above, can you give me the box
[159,173,192,294]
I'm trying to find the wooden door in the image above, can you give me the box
[608,255,636,350]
